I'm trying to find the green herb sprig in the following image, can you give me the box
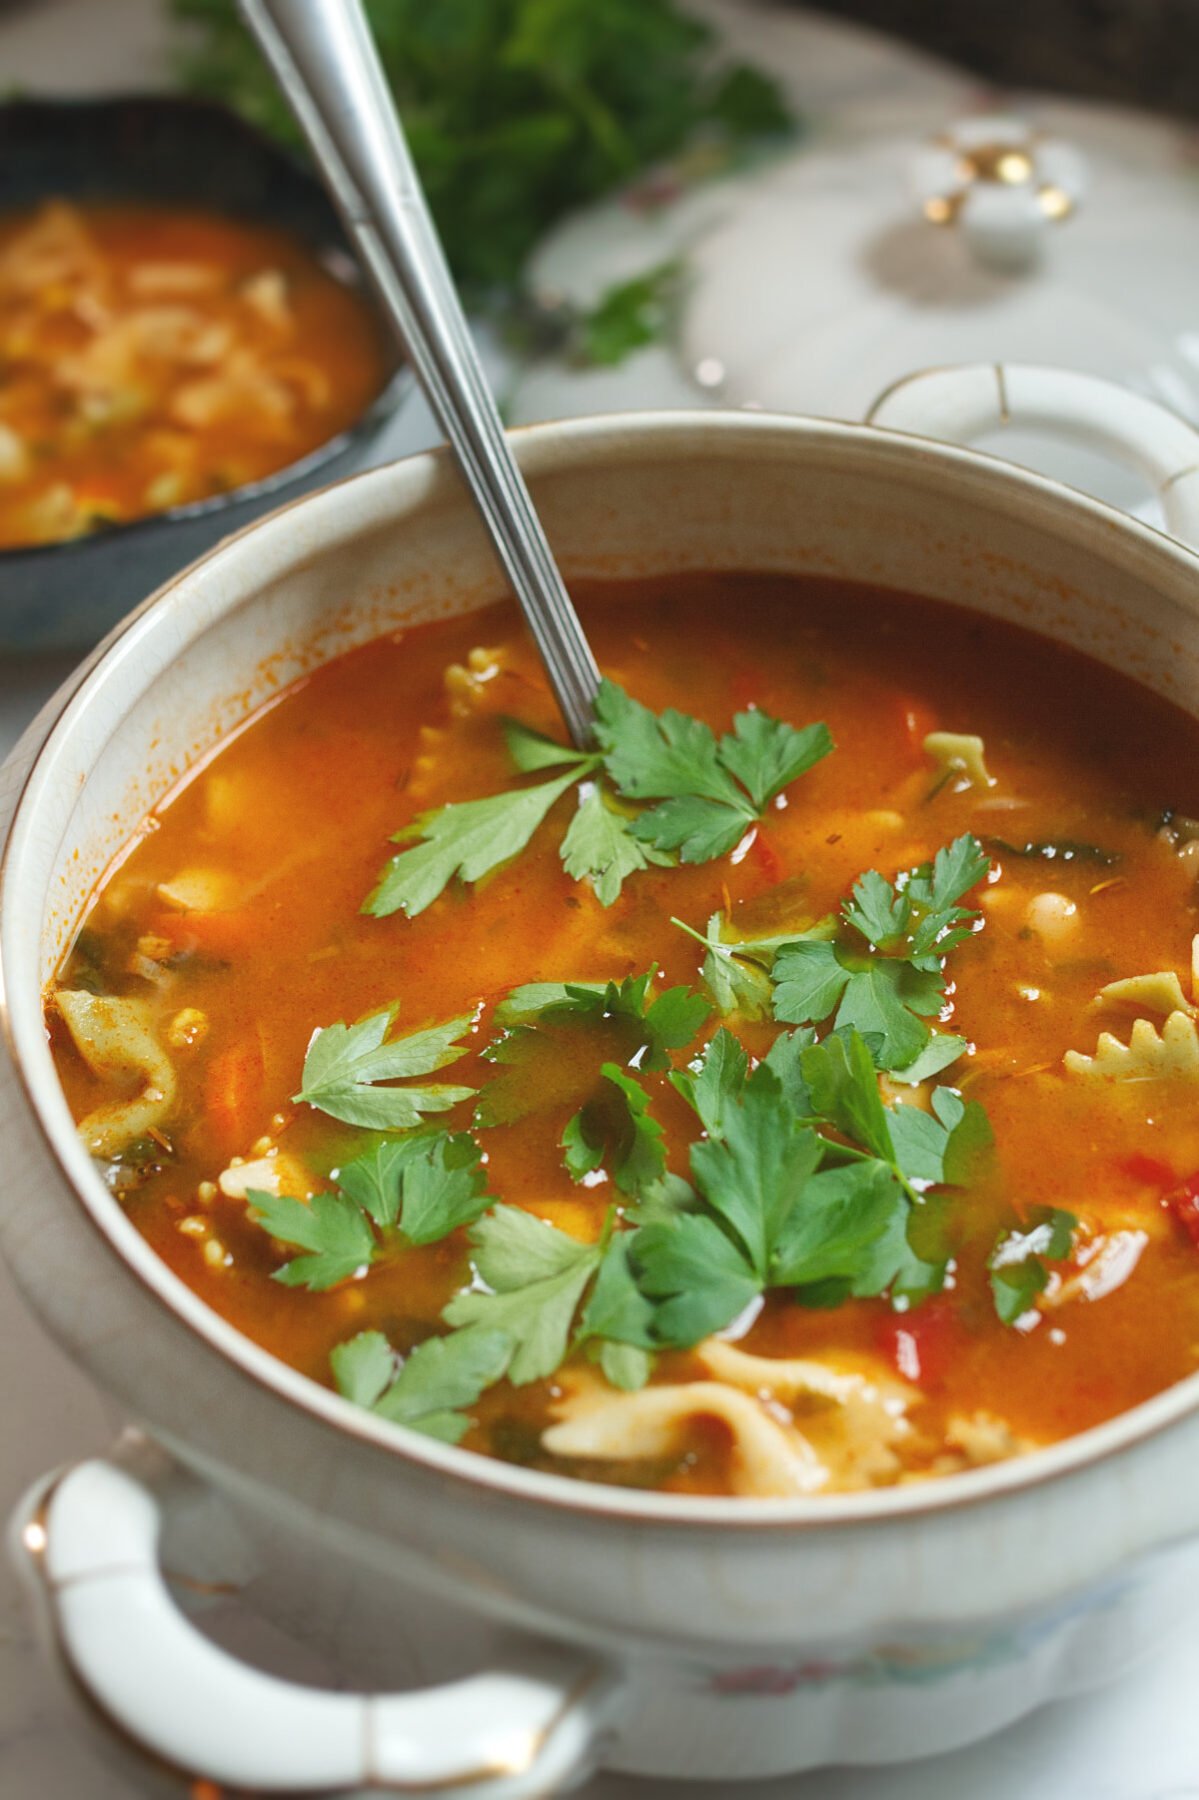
[248,1130,492,1291]
[770,834,987,1074]
[366,679,832,919]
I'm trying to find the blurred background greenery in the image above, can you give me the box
[169,0,794,299]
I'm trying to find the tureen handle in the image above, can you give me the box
[10,1431,625,1797]
[866,362,1199,554]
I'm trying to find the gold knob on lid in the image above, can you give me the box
[913,115,1087,270]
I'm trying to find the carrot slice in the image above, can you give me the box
[148,909,256,961]
[204,1038,266,1159]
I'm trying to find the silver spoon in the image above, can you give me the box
[238,0,602,749]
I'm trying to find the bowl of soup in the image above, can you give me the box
[6,377,1199,1793]
[0,95,403,651]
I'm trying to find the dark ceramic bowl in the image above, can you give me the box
[0,95,408,652]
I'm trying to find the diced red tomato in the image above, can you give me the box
[1120,1152,1175,1190]
[876,1297,961,1390]
[898,697,938,760]
[750,829,782,885]
[1164,1171,1199,1248]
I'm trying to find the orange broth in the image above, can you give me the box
[0,200,388,548]
[49,574,1199,1496]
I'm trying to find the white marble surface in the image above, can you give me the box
[4,1,1199,1795]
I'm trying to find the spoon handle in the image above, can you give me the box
[239,0,602,748]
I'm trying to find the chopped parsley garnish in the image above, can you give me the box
[331,1326,512,1444]
[332,1024,994,1430]
[988,1208,1078,1325]
[294,1004,476,1129]
[593,681,832,863]
[248,1185,376,1292]
[771,834,988,1073]
[364,680,831,917]
[364,763,587,920]
[294,768,1009,1437]
[475,966,709,1128]
[443,1206,606,1385]
[643,1026,992,1333]
[673,909,832,1020]
[248,1131,493,1291]
[562,1063,667,1197]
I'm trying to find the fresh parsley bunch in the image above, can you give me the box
[169,0,792,295]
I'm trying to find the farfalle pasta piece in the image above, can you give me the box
[543,1373,828,1497]
[1063,1009,1199,1081]
[1095,969,1195,1018]
[924,730,995,789]
[697,1341,916,1490]
[55,990,177,1157]
[544,1340,919,1498]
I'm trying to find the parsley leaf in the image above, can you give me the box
[577,1234,658,1348]
[717,710,833,812]
[887,1087,993,1189]
[989,1208,1077,1325]
[771,1159,907,1289]
[334,1138,415,1228]
[886,1032,968,1086]
[799,1029,991,1191]
[800,1027,894,1161]
[562,1063,667,1197]
[493,980,606,1025]
[248,1187,376,1291]
[670,1026,749,1136]
[330,1326,512,1443]
[597,1341,654,1391]
[560,781,672,906]
[772,835,988,1073]
[329,1328,395,1406]
[486,972,709,1094]
[478,967,710,1127]
[593,679,832,864]
[249,1130,494,1291]
[349,1132,494,1247]
[503,718,593,773]
[594,680,741,807]
[637,1067,830,1342]
[442,1206,604,1384]
[295,1005,476,1130]
[689,1070,823,1276]
[365,762,593,919]
[673,910,831,1019]
[536,967,710,1068]
[636,1210,764,1343]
